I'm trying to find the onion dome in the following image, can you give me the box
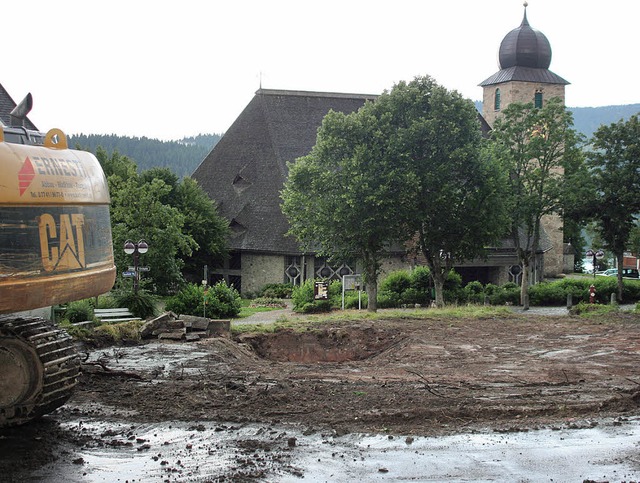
[498,3,552,70]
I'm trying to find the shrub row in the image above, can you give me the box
[290,270,640,312]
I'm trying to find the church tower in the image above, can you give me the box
[480,3,569,277]
[479,2,569,128]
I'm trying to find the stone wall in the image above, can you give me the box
[540,212,564,277]
[482,81,566,128]
[239,252,411,295]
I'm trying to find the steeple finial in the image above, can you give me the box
[522,1,529,26]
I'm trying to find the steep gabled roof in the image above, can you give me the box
[192,89,375,254]
[0,83,38,130]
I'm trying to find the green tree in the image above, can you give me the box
[110,175,196,294]
[283,75,507,309]
[385,77,508,307]
[587,115,640,301]
[489,98,583,308]
[282,99,417,311]
[174,177,229,276]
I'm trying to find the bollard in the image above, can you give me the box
[610,293,617,305]
[566,293,573,309]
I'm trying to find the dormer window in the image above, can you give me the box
[494,88,501,111]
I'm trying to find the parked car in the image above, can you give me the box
[595,268,640,279]
[621,268,640,279]
[596,268,618,277]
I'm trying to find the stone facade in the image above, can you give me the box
[241,252,287,294]
[540,212,564,276]
[482,80,567,278]
[239,251,410,294]
[482,81,566,127]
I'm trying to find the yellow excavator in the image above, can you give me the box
[0,94,116,426]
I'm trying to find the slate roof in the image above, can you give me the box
[192,88,515,257]
[0,83,38,130]
[479,65,569,87]
[192,89,375,254]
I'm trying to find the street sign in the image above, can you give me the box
[122,271,136,277]
[138,266,150,272]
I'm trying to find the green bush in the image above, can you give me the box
[379,270,412,296]
[344,291,368,309]
[205,281,242,318]
[378,268,433,307]
[443,270,464,304]
[166,281,241,318]
[165,283,205,316]
[409,266,431,293]
[114,290,158,319]
[491,283,520,305]
[64,299,95,324]
[464,281,485,304]
[528,282,567,306]
[377,290,400,309]
[260,283,294,299]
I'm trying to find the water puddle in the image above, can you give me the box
[20,417,640,482]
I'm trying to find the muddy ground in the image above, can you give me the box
[2,309,640,481]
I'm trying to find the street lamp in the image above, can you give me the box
[586,248,605,279]
[124,239,148,293]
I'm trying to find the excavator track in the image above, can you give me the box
[0,316,80,427]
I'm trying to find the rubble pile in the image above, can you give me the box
[139,312,230,341]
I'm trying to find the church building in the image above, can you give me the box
[192,5,569,294]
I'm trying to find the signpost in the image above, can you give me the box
[342,274,363,310]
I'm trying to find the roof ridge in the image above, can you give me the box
[256,88,377,101]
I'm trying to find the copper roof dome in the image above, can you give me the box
[498,4,552,70]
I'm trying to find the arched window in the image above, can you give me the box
[494,88,501,111]
[534,89,543,108]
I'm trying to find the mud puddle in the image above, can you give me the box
[6,416,640,482]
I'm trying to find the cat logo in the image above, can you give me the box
[38,213,86,271]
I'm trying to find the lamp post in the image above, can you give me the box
[124,239,148,293]
[585,249,605,279]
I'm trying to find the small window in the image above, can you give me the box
[494,88,501,111]
[534,90,543,109]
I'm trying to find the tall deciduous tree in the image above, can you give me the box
[282,103,418,311]
[489,98,583,308]
[96,150,228,295]
[384,77,508,308]
[587,115,640,301]
[282,76,507,309]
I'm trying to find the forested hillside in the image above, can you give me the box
[474,102,640,139]
[68,133,221,178]
[69,104,639,177]
[569,104,640,138]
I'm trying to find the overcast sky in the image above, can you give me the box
[3,0,638,140]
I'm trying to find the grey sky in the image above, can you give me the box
[4,0,638,140]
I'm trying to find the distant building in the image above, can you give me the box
[193,6,568,293]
